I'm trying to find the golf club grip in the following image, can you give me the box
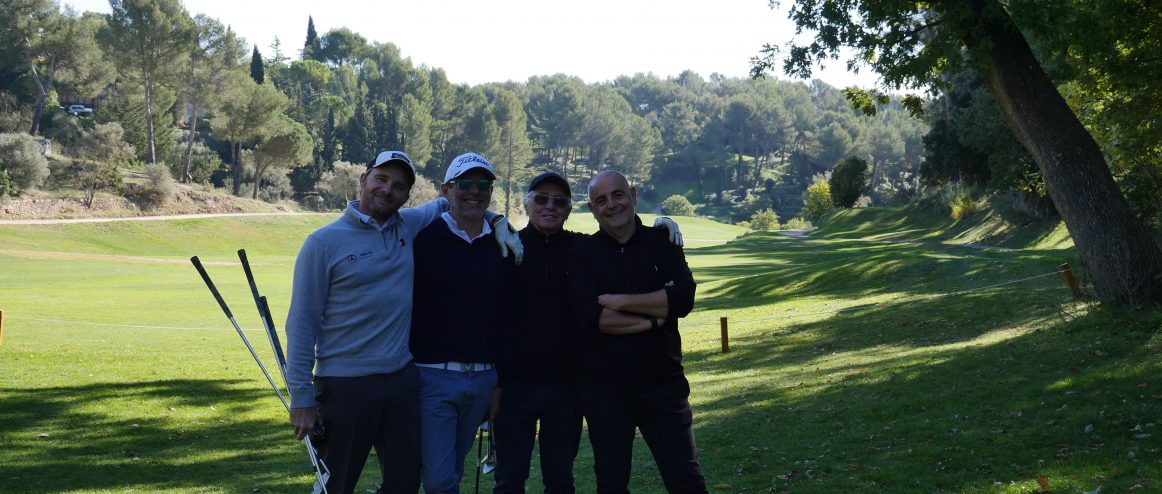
[260,296,288,369]
[190,256,233,318]
[237,249,263,300]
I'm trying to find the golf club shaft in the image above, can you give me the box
[190,256,289,410]
[259,296,288,378]
[237,250,289,382]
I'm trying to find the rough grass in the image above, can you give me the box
[1,208,1159,493]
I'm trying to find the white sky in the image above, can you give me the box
[62,0,880,89]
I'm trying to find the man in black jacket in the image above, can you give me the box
[493,172,584,494]
[567,170,707,494]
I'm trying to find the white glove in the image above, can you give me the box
[491,216,524,265]
[653,217,683,247]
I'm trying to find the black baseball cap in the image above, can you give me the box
[527,171,570,195]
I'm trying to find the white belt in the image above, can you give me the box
[415,361,493,372]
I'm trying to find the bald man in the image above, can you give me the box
[567,171,707,494]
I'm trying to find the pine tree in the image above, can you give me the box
[249,46,264,84]
[303,16,320,61]
[342,96,373,164]
[371,102,400,151]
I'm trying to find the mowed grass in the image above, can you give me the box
[1,209,1160,493]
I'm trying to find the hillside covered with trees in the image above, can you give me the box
[2,0,1160,302]
[1,0,925,222]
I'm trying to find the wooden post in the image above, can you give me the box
[1060,263,1083,299]
[0,309,5,347]
[720,316,729,353]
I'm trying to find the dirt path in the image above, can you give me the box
[0,211,311,225]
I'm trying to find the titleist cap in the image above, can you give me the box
[444,152,497,183]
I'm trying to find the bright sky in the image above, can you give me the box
[62,0,880,89]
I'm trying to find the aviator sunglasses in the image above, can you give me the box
[532,194,570,208]
[455,179,494,191]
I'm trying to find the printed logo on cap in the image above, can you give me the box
[455,154,491,167]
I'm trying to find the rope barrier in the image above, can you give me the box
[5,315,260,332]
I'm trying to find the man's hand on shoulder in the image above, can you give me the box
[490,215,524,265]
[653,216,683,247]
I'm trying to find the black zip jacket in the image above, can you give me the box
[567,216,697,394]
[508,225,584,384]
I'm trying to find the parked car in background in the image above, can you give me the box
[67,104,93,116]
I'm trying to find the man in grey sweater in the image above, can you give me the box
[284,150,521,494]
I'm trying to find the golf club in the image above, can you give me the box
[190,255,330,493]
[190,255,288,409]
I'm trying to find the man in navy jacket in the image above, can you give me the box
[411,153,521,493]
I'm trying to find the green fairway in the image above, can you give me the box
[1,210,1159,493]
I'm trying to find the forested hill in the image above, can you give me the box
[3,2,1161,292]
[1,2,923,224]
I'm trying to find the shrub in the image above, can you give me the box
[299,193,326,211]
[72,160,122,208]
[749,208,780,231]
[738,193,771,217]
[783,216,814,230]
[0,169,17,198]
[76,122,135,164]
[0,133,50,195]
[950,190,977,220]
[258,170,294,203]
[661,194,696,216]
[405,176,439,208]
[133,163,175,210]
[317,161,363,208]
[802,179,835,220]
[829,156,869,208]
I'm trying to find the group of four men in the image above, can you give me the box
[284,149,708,494]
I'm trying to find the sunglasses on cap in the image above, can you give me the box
[532,194,570,208]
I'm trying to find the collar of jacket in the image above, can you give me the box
[592,214,646,247]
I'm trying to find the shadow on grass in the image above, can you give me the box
[682,293,1162,493]
[689,232,1079,312]
[0,379,317,493]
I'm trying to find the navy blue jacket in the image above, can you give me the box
[410,219,520,385]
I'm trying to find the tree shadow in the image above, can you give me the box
[0,379,320,493]
[680,297,1161,492]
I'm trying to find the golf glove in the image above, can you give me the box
[653,217,684,247]
[491,215,524,265]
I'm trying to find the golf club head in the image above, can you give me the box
[479,423,496,474]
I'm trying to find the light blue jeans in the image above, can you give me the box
[418,366,498,494]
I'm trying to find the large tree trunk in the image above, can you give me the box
[962,0,1162,304]
[144,74,158,164]
[181,101,199,183]
[231,141,243,196]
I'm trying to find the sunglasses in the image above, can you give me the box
[532,194,570,208]
[455,179,493,191]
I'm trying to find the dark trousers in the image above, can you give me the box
[493,381,583,494]
[580,385,707,494]
[315,364,421,494]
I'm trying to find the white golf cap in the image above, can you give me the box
[368,150,416,184]
[444,152,497,183]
